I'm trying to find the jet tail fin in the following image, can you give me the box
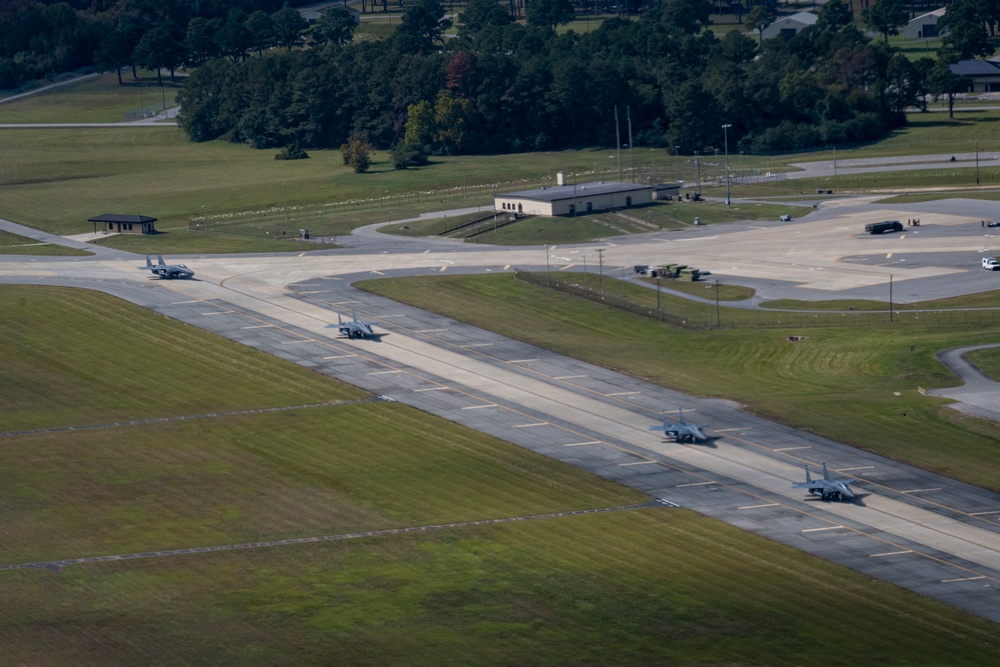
[804,465,813,484]
[145,255,153,268]
[822,462,831,481]
[157,252,166,266]
[338,311,344,326]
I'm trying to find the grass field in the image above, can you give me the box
[8,285,1000,663]
[359,273,1000,492]
[0,72,177,124]
[0,228,90,255]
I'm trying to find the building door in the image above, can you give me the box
[626,196,632,207]
[568,204,575,216]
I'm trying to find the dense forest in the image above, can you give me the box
[3,0,997,156]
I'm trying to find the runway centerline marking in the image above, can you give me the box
[942,576,986,583]
[369,370,403,375]
[240,325,275,329]
[802,526,844,533]
[414,387,448,392]
[513,422,548,428]
[871,550,913,558]
[739,503,779,510]
[618,460,658,467]
[900,488,942,494]
[677,481,716,488]
[462,404,496,410]
[322,354,356,359]
[970,510,1000,516]
[563,441,601,447]
[773,446,810,451]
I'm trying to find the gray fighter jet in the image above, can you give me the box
[792,463,857,501]
[650,407,709,443]
[329,309,377,339]
[139,253,194,279]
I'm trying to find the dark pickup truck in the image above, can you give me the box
[864,220,903,235]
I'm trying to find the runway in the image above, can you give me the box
[2,198,1000,620]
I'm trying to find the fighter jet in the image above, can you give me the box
[139,253,194,279]
[328,309,378,339]
[792,463,857,501]
[650,407,709,443]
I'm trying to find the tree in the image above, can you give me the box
[132,26,186,83]
[311,7,358,46]
[938,0,995,63]
[341,132,374,172]
[745,4,777,46]
[403,99,436,151]
[245,11,275,56]
[393,0,451,53]
[660,0,713,35]
[219,10,254,62]
[861,0,907,44]
[926,61,967,119]
[459,0,512,37]
[184,17,222,67]
[96,28,135,84]
[272,4,308,51]
[526,0,575,29]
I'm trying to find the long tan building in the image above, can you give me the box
[494,180,654,217]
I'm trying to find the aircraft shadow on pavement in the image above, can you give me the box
[800,493,868,507]
[661,436,718,449]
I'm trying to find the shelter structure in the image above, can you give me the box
[903,8,946,39]
[949,60,1000,93]
[88,213,157,235]
[760,11,817,40]
[494,176,653,217]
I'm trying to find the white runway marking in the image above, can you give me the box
[563,441,601,447]
[461,343,493,348]
[171,300,200,304]
[414,329,447,333]
[802,526,844,533]
[941,576,986,583]
[870,550,913,558]
[414,387,447,392]
[739,503,779,510]
[773,446,810,451]
[839,466,875,472]
[513,422,547,428]
[715,427,752,432]
[618,460,658,467]
[606,391,639,396]
[322,354,356,359]
[507,359,539,364]
[462,404,496,410]
[369,370,403,375]
[280,339,314,345]
[677,481,716,488]
[900,488,942,494]
[555,375,587,379]
[970,510,1000,516]
[240,325,275,329]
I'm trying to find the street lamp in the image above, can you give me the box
[722,123,733,208]
[281,183,288,221]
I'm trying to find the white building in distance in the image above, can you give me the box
[495,176,654,217]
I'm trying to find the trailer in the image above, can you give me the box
[864,220,903,235]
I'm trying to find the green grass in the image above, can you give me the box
[95,229,342,254]
[0,71,178,123]
[0,286,365,431]
[0,228,90,255]
[359,273,1000,492]
[3,509,998,666]
[640,276,755,301]
[763,290,1000,311]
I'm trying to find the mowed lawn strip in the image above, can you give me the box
[0,285,364,431]
[0,229,90,256]
[0,402,645,564]
[359,274,1000,492]
[2,510,997,666]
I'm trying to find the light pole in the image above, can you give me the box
[492,184,498,233]
[722,123,732,208]
[715,280,721,327]
[597,248,605,296]
[675,145,680,185]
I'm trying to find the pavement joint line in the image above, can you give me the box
[802,526,844,533]
[839,466,875,471]
[200,311,233,315]
[461,404,496,410]
[170,300,200,304]
[618,460,658,467]
[739,503,779,510]
[677,481,716,487]
[414,329,447,333]
[0,399,376,439]
[715,427,752,432]
[0,503,663,573]
[563,441,601,447]
[900,488,943,494]
[280,339,314,344]
[970,510,1000,516]
[461,343,493,348]
[870,550,914,558]
[512,422,548,428]
[773,446,811,451]
[941,576,987,583]
[606,391,639,396]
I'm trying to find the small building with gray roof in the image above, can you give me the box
[494,176,653,217]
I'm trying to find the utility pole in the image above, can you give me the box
[715,280,721,327]
[627,105,634,183]
[597,248,605,296]
[695,151,701,197]
[722,123,732,208]
[614,106,622,182]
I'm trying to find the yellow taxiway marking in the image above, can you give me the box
[802,526,844,533]
[871,550,913,558]
[970,510,1000,516]
[739,503,779,510]
[563,441,601,447]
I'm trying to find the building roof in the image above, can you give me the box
[87,214,157,223]
[770,11,818,28]
[500,181,652,203]
[909,7,945,23]
[949,60,1000,77]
